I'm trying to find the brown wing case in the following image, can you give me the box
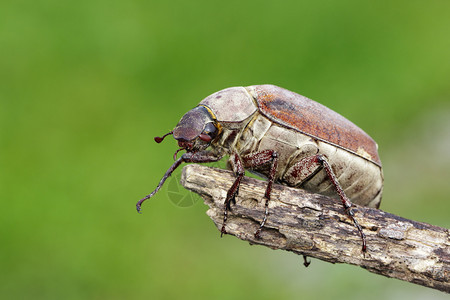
[249,85,381,166]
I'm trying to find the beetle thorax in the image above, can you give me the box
[210,113,271,157]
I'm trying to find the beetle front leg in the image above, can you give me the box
[241,150,278,239]
[136,151,222,213]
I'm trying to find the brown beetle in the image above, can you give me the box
[137,85,383,252]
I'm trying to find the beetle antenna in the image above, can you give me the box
[154,131,173,143]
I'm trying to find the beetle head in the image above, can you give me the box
[155,106,220,157]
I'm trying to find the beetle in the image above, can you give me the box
[137,84,383,252]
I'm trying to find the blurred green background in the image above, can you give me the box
[1,0,449,299]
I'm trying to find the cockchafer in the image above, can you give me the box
[137,84,383,252]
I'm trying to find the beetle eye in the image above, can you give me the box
[202,122,218,141]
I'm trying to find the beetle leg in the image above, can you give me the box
[316,154,367,252]
[221,153,245,236]
[302,255,311,267]
[283,155,323,186]
[284,154,367,252]
[241,150,278,238]
[136,151,222,213]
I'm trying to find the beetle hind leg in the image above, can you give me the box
[316,155,367,252]
[284,154,367,252]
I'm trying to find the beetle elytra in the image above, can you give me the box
[137,85,383,252]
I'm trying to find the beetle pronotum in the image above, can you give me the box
[137,85,383,252]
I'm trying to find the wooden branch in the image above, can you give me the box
[180,164,450,293]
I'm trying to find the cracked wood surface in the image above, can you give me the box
[180,164,450,293]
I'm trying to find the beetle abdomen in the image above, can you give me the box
[300,141,383,208]
[236,113,383,208]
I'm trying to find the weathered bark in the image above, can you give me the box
[180,164,450,293]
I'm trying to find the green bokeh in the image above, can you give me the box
[1,1,449,299]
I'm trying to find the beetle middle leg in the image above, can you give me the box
[284,154,367,252]
[221,153,245,236]
[221,150,278,238]
[242,149,278,238]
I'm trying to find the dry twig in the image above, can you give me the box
[180,164,449,293]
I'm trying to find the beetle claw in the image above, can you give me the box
[303,255,311,267]
[220,225,227,237]
[226,197,235,210]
